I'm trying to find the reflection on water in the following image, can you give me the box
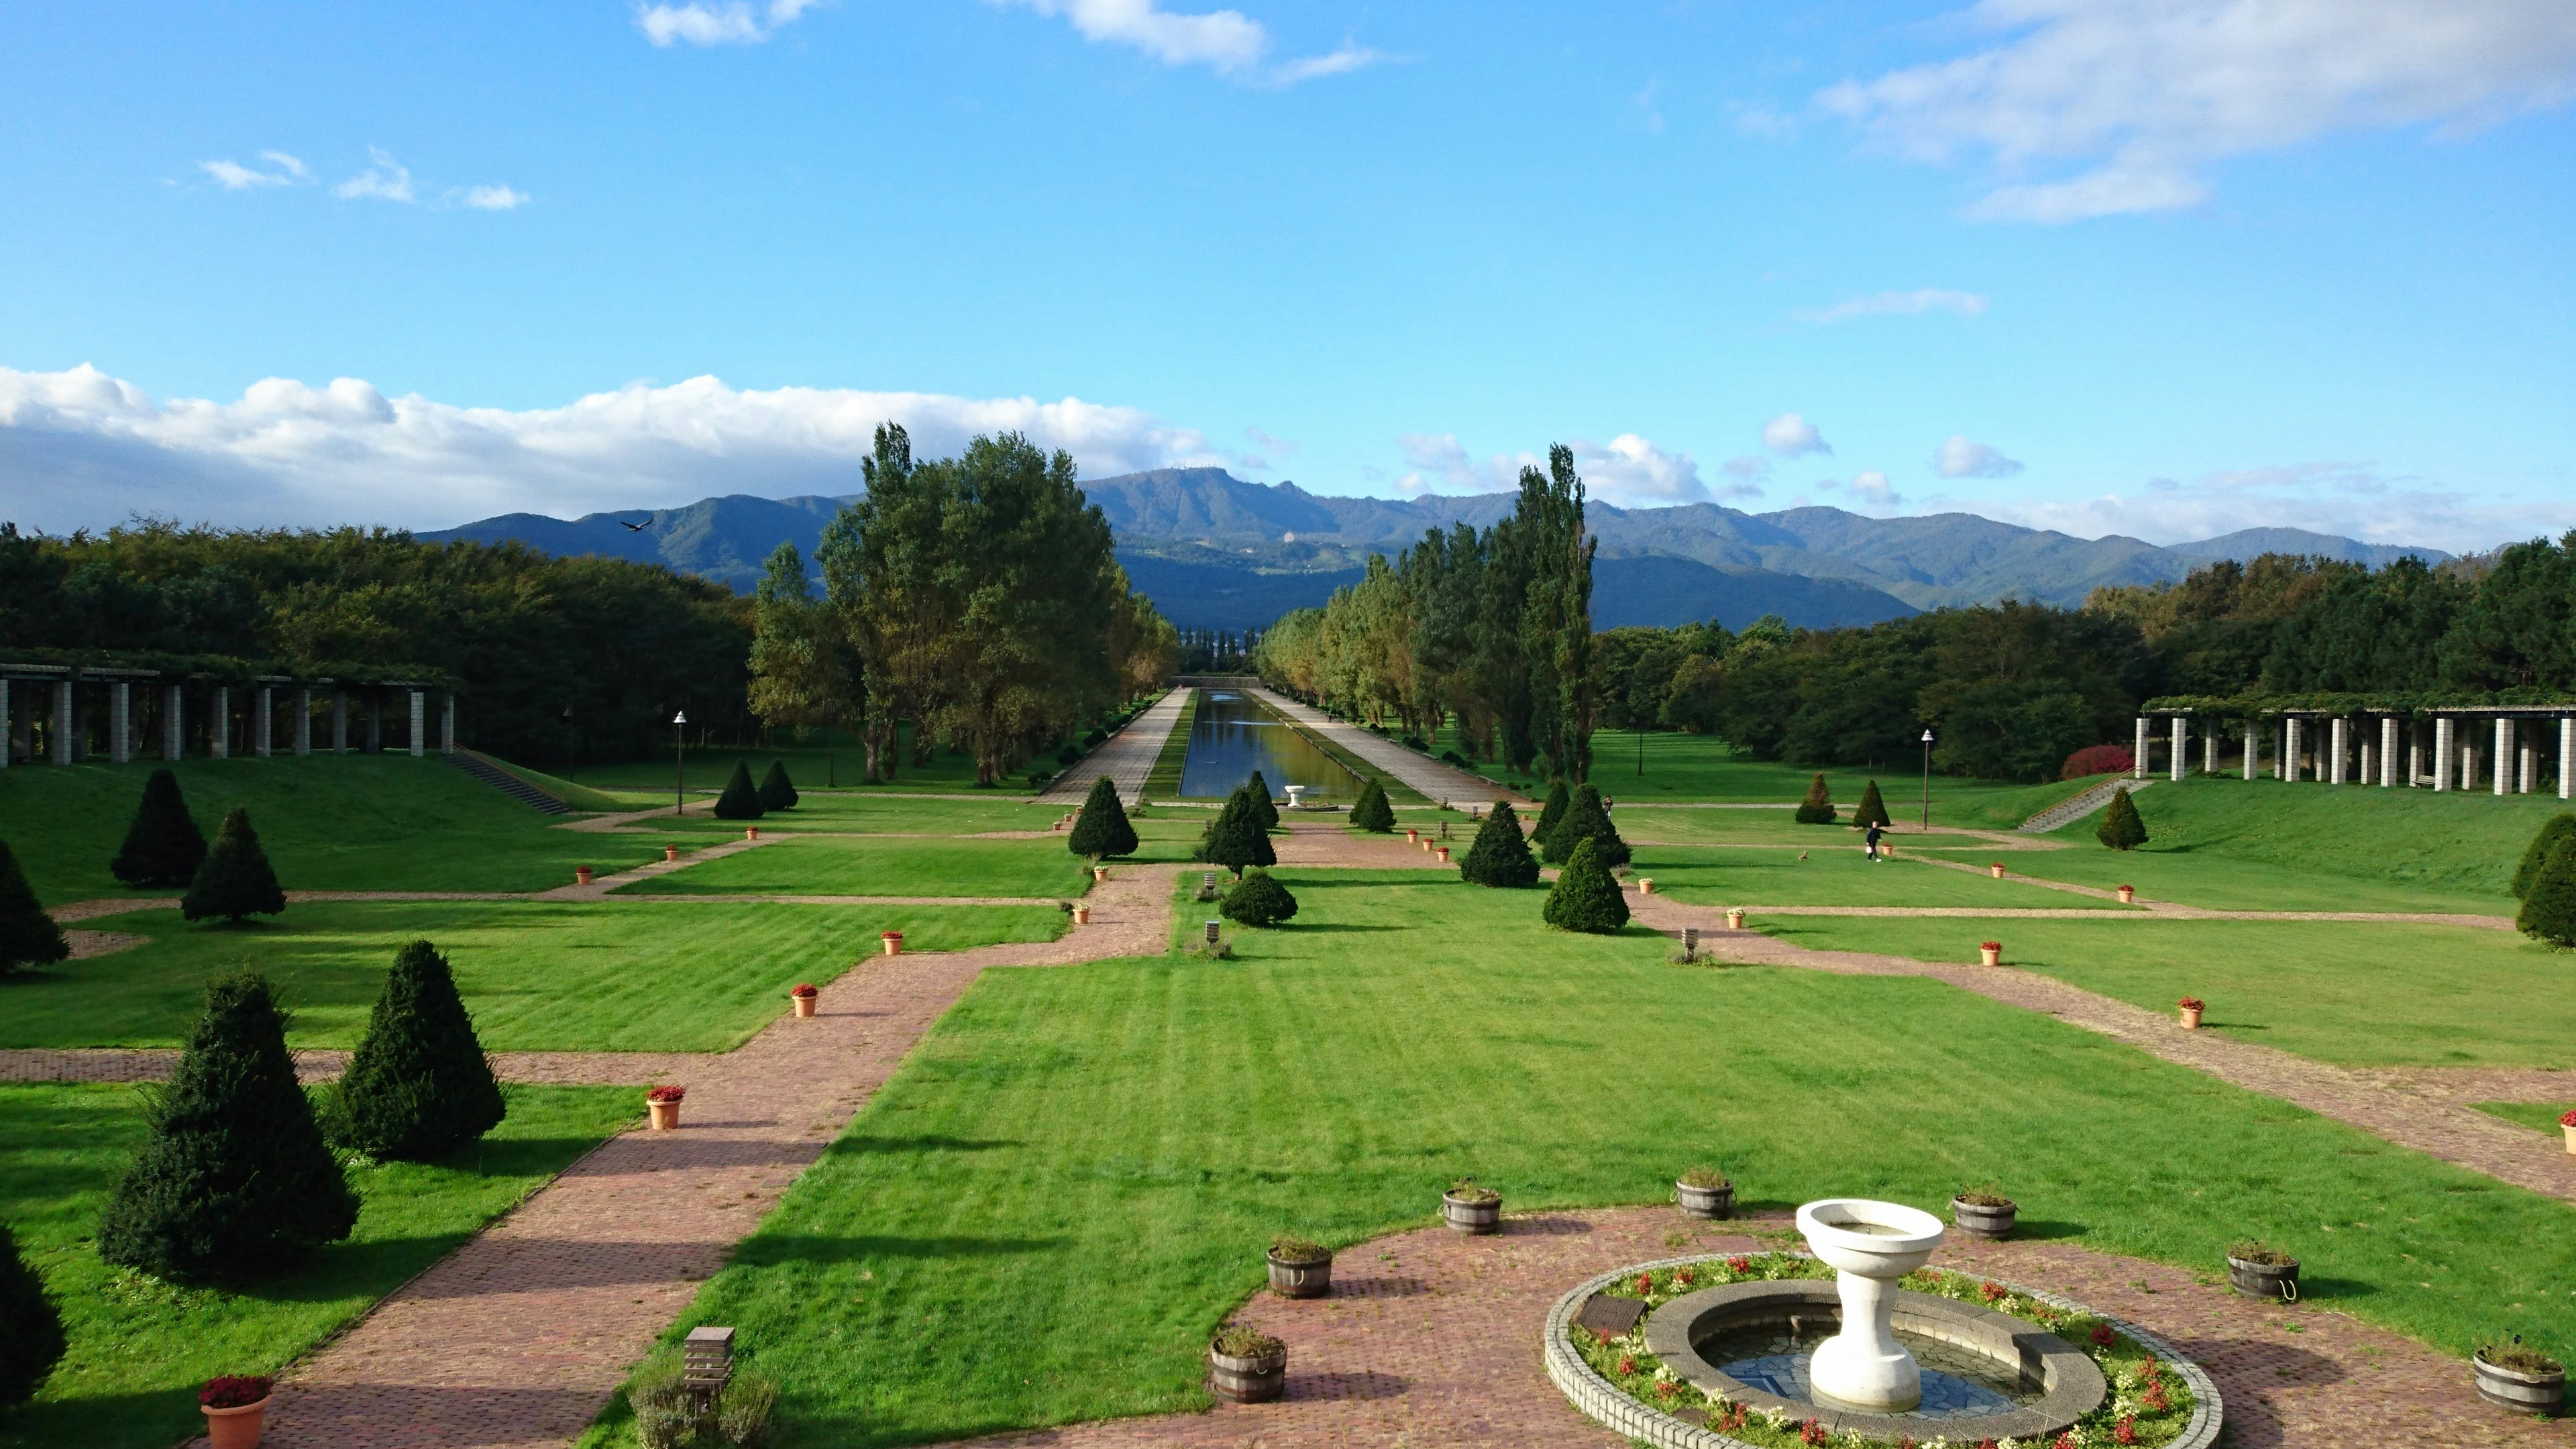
[1177,690,1358,800]
[1693,1318,2042,1421]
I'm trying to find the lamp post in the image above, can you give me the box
[560,704,576,783]
[1919,729,1934,830]
[672,710,688,816]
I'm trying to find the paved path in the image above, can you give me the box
[1245,686,1533,808]
[1038,688,1190,804]
[968,1205,2565,1449]
[250,863,1182,1449]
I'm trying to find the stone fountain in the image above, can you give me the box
[1794,1197,1947,1411]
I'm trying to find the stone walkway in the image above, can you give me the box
[249,863,1182,1449]
[969,1205,2568,1449]
[1246,686,1532,808]
[1039,688,1191,804]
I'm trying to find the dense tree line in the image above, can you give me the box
[1254,445,1597,778]
[0,521,751,762]
[746,427,1178,785]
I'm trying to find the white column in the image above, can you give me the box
[2134,716,2150,778]
[210,686,230,759]
[294,687,313,756]
[440,692,455,753]
[2493,719,2512,798]
[2560,717,2573,800]
[2243,721,2257,780]
[0,680,9,769]
[2285,718,2302,783]
[254,687,274,759]
[2328,718,2349,784]
[2434,718,2454,790]
[332,692,349,754]
[52,682,72,764]
[163,685,184,759]
[408,690,425,757]
[2170,716,2187,781]
[109,682,132,763]
[2360,743,2374,788]
[2520,743,2536,795]
[2204,728,2219,775]
[2380,716,2399,787]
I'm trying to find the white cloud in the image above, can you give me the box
[1818,0,2576,223]
[1797,288,1990,324]
[198,152,309,191]
[995,0,1380,85]
[1933,435,2025,478]
[1970,460,2572,553]
[637,0,819,46]
[457,184,531,211]
[1839,470,1902,507]
[1762,412,1831,458]
[0,364,1220,533]
[1393,432,1485,494]
[1570,435,1711,507]
[334,149,416,203]
[1721,455,1772,486]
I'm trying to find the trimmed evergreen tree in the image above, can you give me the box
[1246,770,1281,830]
[1348,780,1395,832]
[2514,814,2576,899]
[1195,788,1275,877]
[1543,783,1629,867]
[0,1220,65,1409]
[1792,773,1836,825]
[2519,837,2576,949]
[1067,775,1139,860]
[180,808,286,925]
[757,761,799,812]
[713,761,765,820]
[333,941,507,1161]
[0,841,70,978]
[112,767,207,888]
[97,973,358,1283]
[2097,786,2148,851]
[1543,837,1630,934]
[1532,778,1571,851]
[1220,868,1299,927]
[1459,800,1540,888]
[1852,780,1891,830]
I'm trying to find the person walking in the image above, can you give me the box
[1864,820,1885,862]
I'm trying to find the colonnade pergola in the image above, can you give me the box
[0,663,458,768]
[2131,703,2575,799]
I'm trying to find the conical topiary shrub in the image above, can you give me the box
[1220,868,1299,928]
[1543,837,1630,934]
[1068,774,1139,860]
[757,761,799,812]
[1532,778,1570,852]
[1460,800,1540,888]
[0,1220,66,1409]
[1852,780,1891,830]
[1349,780,1395,832]
[180,808,286,925]
[112,767,207,888]
[2514,814,2576,899]
[1246,770,1281,830]
[97,972,358,1283]
[1195,788,1275,877]
[1792,773,1835,825]
[1543,783,1629,867]
[2097,785,2147,851]
[333,941,508,1161]
[0,841,70,978]
[2519,837,2576,949]
[713,761,765,820]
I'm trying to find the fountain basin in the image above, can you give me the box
[1796,1198,1946,1411]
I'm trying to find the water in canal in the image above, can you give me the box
[1177,690,1358,801]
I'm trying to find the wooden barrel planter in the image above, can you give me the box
[2473,1350,2566,1414]
[1950,1194,2017,1240]
[1267,1246,1334,1299]
[1442,1188,1502,1234]
[1208,1334,1287,1403]
[2226,1250,2300,1301]
[1676,1179,1733,1220]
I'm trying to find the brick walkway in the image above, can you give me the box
[969,1206,2570,1449]
[1040,687,1191,804]
[248,863,1182,1449]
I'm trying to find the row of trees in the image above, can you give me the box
[1254,445,1598,778]
[744,427,1179,786]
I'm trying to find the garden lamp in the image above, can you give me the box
[673,710,688,815]
[1919,729,1934,830]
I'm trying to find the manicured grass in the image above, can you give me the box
[629,837,1095,900]
[1751,914,2575,1069]
[1,900,1065,1053]
[612,867,2576,1447]
[0,755,698,902]
[1923,838,2511,915]
[1637,847,2130,910]
[655,795,1067,836]
[0,1082,637,1449]
[2475,1102,2575,1134]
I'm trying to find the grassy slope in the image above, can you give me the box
[0,755,696,902]
[629,837,1094,900]
[574,722,1006,795]
[472,752,633,812]
[1640,847,2131,910]
[2,900,1065,1053]
[610,867,2576,1448]
[655,796,1066,835]
[1,1083,636,1449]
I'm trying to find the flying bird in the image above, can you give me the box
[620,514,656,533]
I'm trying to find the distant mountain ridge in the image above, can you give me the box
[419,469,2448,632]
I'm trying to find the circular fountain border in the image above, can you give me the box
[1542,1253,2223,1449]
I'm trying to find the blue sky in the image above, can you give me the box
[2,0,2571,551]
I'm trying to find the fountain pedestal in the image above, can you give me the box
[1796,1198,1946,1412]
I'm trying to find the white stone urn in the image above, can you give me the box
[1796,1197,1947,1412]
[1284,785,1307,808]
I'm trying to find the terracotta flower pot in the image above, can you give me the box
[1979,945,2002,967]
[1989,863,2006,879]
[1638,878,1656,894]
[1406,828,1419,843]
[203,1397,272,1449]
[1725,908,1746,930]
[2180,1006,2203,1029]
[1092,866,1108,881]
[746,826,759,841]
[1436,846,1450,863]
[792,994,818,1018]
[663,845,680,863]
[1072,904,1091,924]
[881,931,903,957]
[2564,1124,2576,1156]
[2116,884,2136,904]
[647,1099,681,1131]
[575,866,594,886]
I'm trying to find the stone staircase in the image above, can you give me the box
[447,750,572,814]
[2018,775,2155,834]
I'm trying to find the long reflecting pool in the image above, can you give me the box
[1177,690,1359,801]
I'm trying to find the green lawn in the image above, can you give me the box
[598,867,2576,1448]
[1925,838,2512,915]
[0,755,698,902]
[1,1082,637,1449]
[653,795,1068,836]
[572,715,1154,796]
[1636,847,2131,910]
[1751,914,2576,1069]
[629,837,1095,900]
[1,900,1066,1053]
[2475,1103,2575,1134]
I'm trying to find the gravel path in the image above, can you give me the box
[1038,687,1191,804]
[1245,686,1533,808]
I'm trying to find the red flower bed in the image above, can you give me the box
[790,983,819,998]
[646,1084,686,1104]
[2061,744,2134,780]
[201,1375,273,1409]
[2177,996,2205,1011]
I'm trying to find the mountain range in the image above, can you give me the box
[422,468,2447,633]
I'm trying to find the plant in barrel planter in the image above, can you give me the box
[1675,1166,1733,1220]
[1208,1324,1287,1403]
[200,1374,274,1449]
[2473,1336,2566,1414]
[1267,1235,1334,1298]
[790,983,819,1018]
[2178,996,2206,1029]
[646,1084,685,1131]
[2226,1240,2300,1300]
[1951,1185,2017,1240]
[1442,1177,1502,1234]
